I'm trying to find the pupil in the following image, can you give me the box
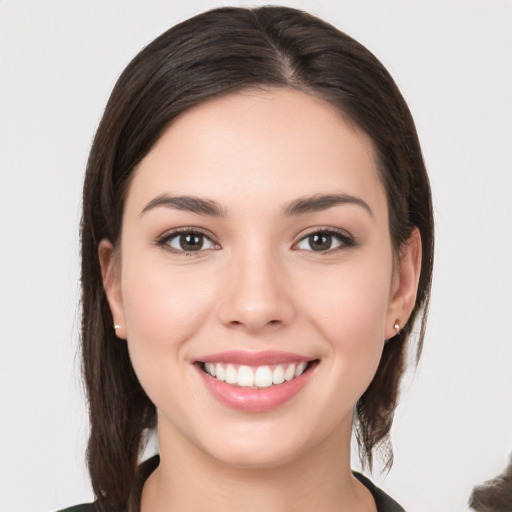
[180,233,203,251]
[310,233,332,251]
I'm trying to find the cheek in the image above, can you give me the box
[297,254,393,387]
[119,259,216,396]
[302,255,391,331]
[122,260,214,339]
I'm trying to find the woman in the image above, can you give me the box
[65,6,433,511]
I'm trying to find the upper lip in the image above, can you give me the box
[196,350,315,366]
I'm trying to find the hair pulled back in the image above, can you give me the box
[81,6,434,511]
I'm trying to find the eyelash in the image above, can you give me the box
[295,227,357,252]
[155,228,219,256]
[155,227,357,256]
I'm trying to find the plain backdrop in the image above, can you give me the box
[1,1,511,511]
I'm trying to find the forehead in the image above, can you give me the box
[126,88,386,218]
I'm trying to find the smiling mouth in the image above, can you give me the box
[199,360,319,389]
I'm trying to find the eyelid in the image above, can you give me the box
[154,226,356,255]
[155,227,220,255]
[292,227,357,252]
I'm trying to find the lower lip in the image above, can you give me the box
[197,363,316,413]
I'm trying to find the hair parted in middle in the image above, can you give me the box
[80,6,433,511]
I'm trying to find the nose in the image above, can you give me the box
[217,246,296,333]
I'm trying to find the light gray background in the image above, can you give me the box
[1,1,511,511]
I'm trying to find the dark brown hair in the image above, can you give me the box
[81,6,434,511]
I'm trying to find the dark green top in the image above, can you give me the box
[58,455,405,512]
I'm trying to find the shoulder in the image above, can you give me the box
[56,504,96,512]
[353,472,406,512]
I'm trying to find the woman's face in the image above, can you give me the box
[101,88,419,468]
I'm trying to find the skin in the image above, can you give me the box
[100,88,421,512]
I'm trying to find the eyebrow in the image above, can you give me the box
[284,193,374,218]
[140,192,373,218]
[140,194,226,217]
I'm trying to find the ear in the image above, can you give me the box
[385,227,422,339]
[98,239,126,339]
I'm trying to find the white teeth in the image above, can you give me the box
[206,363,216,377]
[254,366,273,388]
[295,361,307,378]
[272,365,285,385]
[237,365,255,387]
[204,361,312,388]
[215,363,225,381]
[225,364,237,384]
[284,364,295,381]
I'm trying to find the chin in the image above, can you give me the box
[208,440,305,470]
[192,414,335,471]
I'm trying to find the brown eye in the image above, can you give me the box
[308,233,333,251]
[295,230,354,253]
[178,233,204,251]
[162,231,217,253]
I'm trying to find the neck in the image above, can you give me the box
[141,414,376,512]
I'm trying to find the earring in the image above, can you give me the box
[393,320,401,336]
[113,324,121,330]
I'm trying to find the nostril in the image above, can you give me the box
[227,318,281,330]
